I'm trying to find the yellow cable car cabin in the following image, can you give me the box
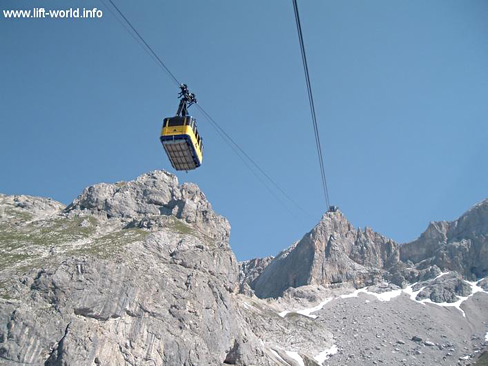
[160,84,203,171]
[160,116,203,171]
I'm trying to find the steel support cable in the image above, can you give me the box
[196,104,310,217]
[292,0,331,209]
[194,106,289,210]
[106,0,181,87]
[293,0,330,209]
[100,0,311,218]
[100,0,161,69]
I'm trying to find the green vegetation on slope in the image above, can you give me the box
[476,351,488,366]
[167,216,195,236]
[70,228,149,259]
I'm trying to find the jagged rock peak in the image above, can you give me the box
[461,197,488,214]
[314,209,386,243]
[246,198,488,299]
[400,198,488,279]
[66,170,230,240]
[250,210,400,298]
[450,197,488,238]
[314,209,355,237]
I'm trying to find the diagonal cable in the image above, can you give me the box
[196,104,310,217]
[99,0,311,217]
[292,0,331,209]
[106,0,181,87]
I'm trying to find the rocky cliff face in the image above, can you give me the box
[0,172,247,365]
[238,256,274,295]
[251,211,400,298]
[400,198,488,279]
[0,171,335,365]
[245,200,488,299]
[1,171,488,366]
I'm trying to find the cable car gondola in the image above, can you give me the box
[160,84,203,171]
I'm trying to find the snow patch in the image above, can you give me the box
[314,344,338,365]
[296,298,333,319]
[403,283,425,302]
[339,286,402,302]
[470,280,487,296]
[485,331,488,342]
[402,279,488,317]
[371,288,403,302]
[278,287,401,319]
[278,298,333,319]
[285,351,304,366]
[276,275,488,320]
[416,295,469,317]
[270,349,286,363]
[434,272,450,280]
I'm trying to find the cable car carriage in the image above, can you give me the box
[160,84,203,171]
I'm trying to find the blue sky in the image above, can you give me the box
[1,0,487,260]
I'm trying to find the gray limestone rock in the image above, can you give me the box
[238,256,274,295]
[401,198,488,279]
[251,211,400,298]
[0,171,281,366]
[416,273,472,303]
[250,199,488,300]
[0,193,64,224]
[479,278,488,291]
[67,170,230,241]
[2,171,488,366]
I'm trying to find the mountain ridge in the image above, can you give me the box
[1,170,487,365]
[242,199,488,299]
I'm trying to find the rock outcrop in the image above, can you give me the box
[400,198,488,280]
[414,272,472,303]
[67,171,230,241]
[238,256,274,295]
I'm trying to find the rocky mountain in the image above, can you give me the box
[249,211,400,298]
[244,200,488,299]
[238,256,274,296]
[0,172,334,365]
[1,170,487,366]
[400,198,488,279]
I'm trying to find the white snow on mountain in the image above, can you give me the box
[285,351,304,366]
[296,298,333,318]
[277,272,488,320]
[405,279,488,318]
[314,344,338,365]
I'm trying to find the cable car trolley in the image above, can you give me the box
[160,84,203,171]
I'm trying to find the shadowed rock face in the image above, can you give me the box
[238,256,274,295]
[252,211,400,298]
